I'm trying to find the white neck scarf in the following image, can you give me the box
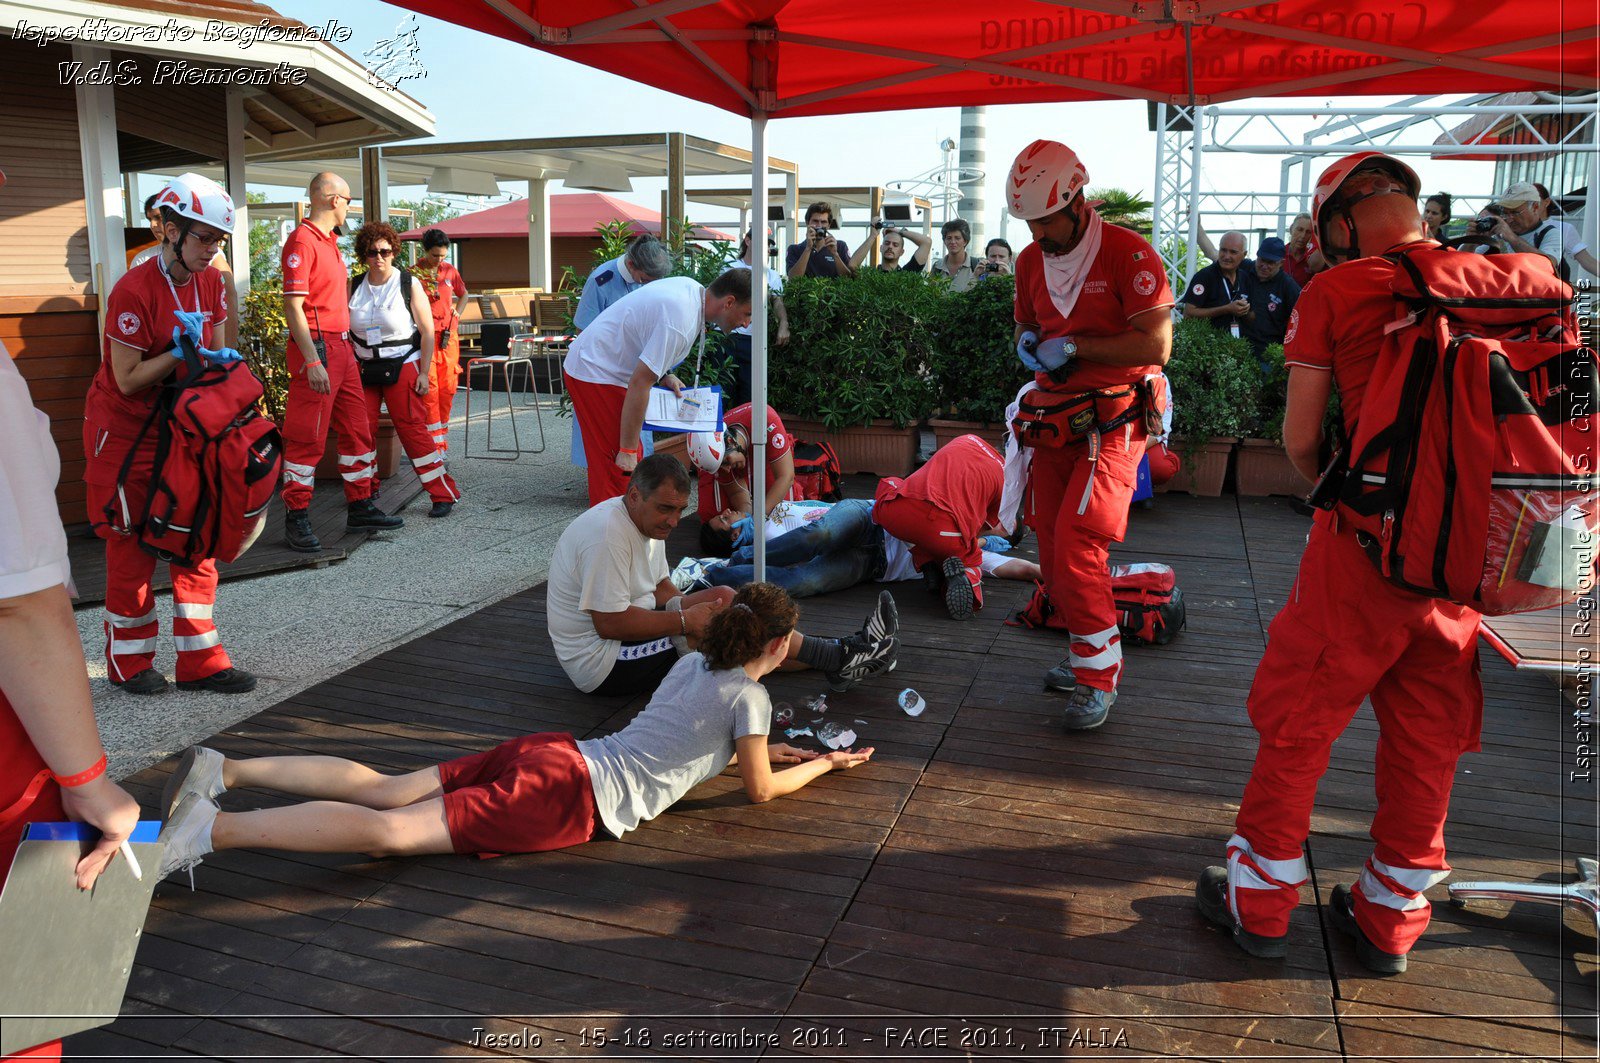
[1040,208,1105,324]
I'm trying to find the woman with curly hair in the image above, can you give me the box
[152,583,873,879]
[349,222,461,517]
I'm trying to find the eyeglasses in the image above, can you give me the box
[190,232,227,250]
[330,193,352,206]
[366,248,394,259]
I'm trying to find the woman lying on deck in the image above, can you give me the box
[153,582,874,882]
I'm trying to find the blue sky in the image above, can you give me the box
[271,0,1508,247]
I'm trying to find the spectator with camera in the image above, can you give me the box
[1181,230,1252,336]
[932,218,978,292]
[1474,182,1566,273]
[974,238,1014,282]
[786,202,853,280]
[850,221,931,273]
[1532,182,1599,279]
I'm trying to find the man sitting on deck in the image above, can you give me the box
[547,455,901,697]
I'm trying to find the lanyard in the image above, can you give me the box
[156,250,200,317]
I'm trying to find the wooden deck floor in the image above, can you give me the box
[74,491,1598,1060]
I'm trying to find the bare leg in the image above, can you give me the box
[211,797,454,857]
[223,756,443,810]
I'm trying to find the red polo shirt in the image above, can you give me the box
[1013,223,1173,392]
[88,257,226,427]
[420,260,467,332]
[281,220,350,334]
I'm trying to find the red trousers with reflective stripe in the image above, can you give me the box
[280,336,376,511]
[85,478,230,684]
[565,371,631,506]
[424,329,461,453]
[1025,424,1145,692]
[1230,515,1482,952]
[871,481,985,606]
[363,361,461,505]
[0,689,64,1058]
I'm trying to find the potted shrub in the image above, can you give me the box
[1160,318,1260,496]
[1235,342,1311,497]
[928,275,1032,451]
[771,271,941,475]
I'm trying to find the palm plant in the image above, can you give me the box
[1089,187,1154,235]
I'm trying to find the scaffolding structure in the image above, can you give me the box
[1152,93,1600,294]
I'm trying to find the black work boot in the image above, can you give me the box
[177,667,258,694]
[347,498,404,531]
[111,668,169,696]
[283,509,320,553]
[1329,884,1408,975]
[1195,865,1288,959]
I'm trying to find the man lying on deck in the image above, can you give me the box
[546,455,901,698]
[672,497,1041,602]
[152,583,875,883]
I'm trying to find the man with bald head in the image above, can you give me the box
[1181,230,1252,336]
[279,172,403,552]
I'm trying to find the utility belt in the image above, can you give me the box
[351,330,419,387]
[1011,376,1165,451]
[1013,376,1166,518]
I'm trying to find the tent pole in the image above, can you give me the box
[751,110,770,582]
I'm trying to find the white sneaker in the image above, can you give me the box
[157,792,217,888]
[161,745,226,818]
[669,557,724,592]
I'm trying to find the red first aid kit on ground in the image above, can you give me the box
[1008,561,1186,646]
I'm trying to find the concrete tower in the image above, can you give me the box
[958,106,987,242]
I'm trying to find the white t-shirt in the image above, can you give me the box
[563,276,705,387]
[0,344,72,600]
[348,272,421,364]
[720,262,784,337]
[1534,219,1593,279]
[879,536,1006,583]
[546,497,669,692]
[579,652,769,837]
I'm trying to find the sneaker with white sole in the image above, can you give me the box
[825,634,899,693]
[161,746,226,818]
[669,557,724,593]
[859,590,900,644]
[157,792,217,888]
[1062,685,1116,731]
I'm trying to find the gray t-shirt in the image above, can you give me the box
[579,652,770,837]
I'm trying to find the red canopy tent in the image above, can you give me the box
[390,0,1597,572]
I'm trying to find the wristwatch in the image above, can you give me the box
[1062,337,1078,359]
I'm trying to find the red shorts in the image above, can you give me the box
[437,733,600,858]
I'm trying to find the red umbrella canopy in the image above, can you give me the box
[391,1,1594,117]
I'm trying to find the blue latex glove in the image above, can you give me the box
[173,308,206,344]
[1035,336,1075,373]
[199,344,242,364]
[1016,330,1045,373]
[982,535,1013,554]
[730,516,755,550]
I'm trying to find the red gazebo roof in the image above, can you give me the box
[399,192,731,241]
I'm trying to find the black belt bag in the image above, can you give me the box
[357,357,405,388]
[352,330,419,388]
[1012,382,1153,450]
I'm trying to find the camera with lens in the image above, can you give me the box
[1473,214,1500,234]
[871,219,898,232]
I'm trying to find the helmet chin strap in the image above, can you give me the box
[1324,183,1411,263]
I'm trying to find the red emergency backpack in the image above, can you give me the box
[1315,247,1596,615]
[1008,562,1187,646]
[792,440,845,502]
[108,339,283,568]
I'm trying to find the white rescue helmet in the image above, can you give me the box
[1311,151,1419,260]
[154,172,236,236]
[1007,140,1090,220]
[687,429,726,474]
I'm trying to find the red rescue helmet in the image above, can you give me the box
[687,429,726,473]
[1007,140,1090,221]
[1311,151,1420,263]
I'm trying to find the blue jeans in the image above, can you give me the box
[708,499,885,598]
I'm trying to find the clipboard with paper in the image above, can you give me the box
[643,385,723,433]
[641,325,723,434]
[0,820,164,1054]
